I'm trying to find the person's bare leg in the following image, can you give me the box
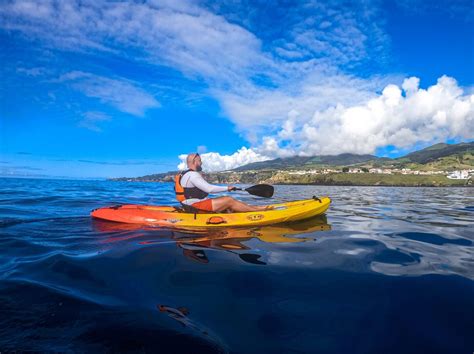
[211,196,270,213]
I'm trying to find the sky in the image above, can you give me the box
[1,0,473,178]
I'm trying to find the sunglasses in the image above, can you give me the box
[192,153,200,162]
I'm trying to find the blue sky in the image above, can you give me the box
[1,0,473,178]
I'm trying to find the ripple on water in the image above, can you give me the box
[0,179,473,353]
[395,231,472,246]
[0,280,224,353]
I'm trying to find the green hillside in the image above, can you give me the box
[398,142,474,164]
[235,142,474,172]
[260,172,468,187]
[234,153,380,171]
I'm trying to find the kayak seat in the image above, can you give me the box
[179,203,217,214]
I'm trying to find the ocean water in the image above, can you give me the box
[0,177,473,353]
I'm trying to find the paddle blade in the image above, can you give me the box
[239,253,267,265]
[244,184,274,198]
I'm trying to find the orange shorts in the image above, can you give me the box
[191,199,214,212]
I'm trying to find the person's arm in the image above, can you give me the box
[189,173,229,194]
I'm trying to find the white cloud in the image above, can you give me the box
[57,71,160,116]
[259,75,474,156]
[78,111,111,132]
[214,72,397,136]
[0,0,391,94]
[16,67,49,77]
[0,0,264,85]
[177,147,270,172]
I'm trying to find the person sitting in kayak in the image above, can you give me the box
[174,153,269,213]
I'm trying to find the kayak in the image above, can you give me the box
[91,196,331,228]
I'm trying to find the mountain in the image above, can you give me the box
[232,142,474,171]
[397,142,474,164]
[234,153,381,171]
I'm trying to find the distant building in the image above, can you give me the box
[447,170,470,180]
[288,169,319,175]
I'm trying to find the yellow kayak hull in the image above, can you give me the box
[91,197,331,228]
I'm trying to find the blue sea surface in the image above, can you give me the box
[0,177,473,353]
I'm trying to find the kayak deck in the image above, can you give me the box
[91,196,331,228]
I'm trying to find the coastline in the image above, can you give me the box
[109,172,472,187]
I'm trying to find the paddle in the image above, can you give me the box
[231,184,274,198]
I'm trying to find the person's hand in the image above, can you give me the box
[228,185,237,191]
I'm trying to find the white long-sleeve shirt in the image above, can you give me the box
[180,171,228,205]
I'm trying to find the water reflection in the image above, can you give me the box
[92,216,331,265]
[2,179,474,353]
[157,304,211,337]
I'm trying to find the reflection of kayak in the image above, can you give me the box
[174,216,331,265]
[91,197,331,228]
[173,216,331,245]
[93,215,330,244]
[93,215,331,243]
[93,216,330,265]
